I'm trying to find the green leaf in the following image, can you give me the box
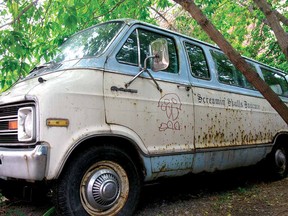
[43,207,56,216]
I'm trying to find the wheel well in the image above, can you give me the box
[59,136,146,180]
[273,133,288,150]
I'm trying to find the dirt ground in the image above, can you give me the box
[1,165,288,216]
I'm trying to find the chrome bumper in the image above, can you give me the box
[0,145,48,181]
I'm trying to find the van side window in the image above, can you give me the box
[185,43,210,79]
[211,50,255,89]
[116,30,138,66]
[117,29,179,73]
[261,67,288,97]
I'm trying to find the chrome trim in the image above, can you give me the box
[136,29,141,68]
[0,115,17,120]
[0,145,48,181]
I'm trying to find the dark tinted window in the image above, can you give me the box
[116,30,138,66]
[261,67,288,97]
[185,43,210,79]
[211,50,256,89]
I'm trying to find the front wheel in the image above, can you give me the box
[54,145,142,216]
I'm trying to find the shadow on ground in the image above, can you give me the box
[136,164,287,216]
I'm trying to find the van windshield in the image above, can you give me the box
[27,21,124,77]
[53,21,124,63]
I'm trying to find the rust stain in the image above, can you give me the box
[24,155,30,179]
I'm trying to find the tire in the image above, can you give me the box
[271,146,288,179]
[54,145,142,216]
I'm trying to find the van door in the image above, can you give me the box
[103,27,195,158]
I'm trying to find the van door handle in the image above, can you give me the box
[177,84,192,91]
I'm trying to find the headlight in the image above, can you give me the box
[18,107,35,142]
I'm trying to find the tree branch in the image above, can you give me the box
[0,0,39,29]
[243,2,288,28]
[274,10,288,26]
[173,0,288,124]
[93,0,126,20]
[149,6,178,31]
[253,0,288,60]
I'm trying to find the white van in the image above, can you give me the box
[0,19,287,215]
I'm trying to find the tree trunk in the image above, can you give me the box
[253,0,288,60]
[173,0,288,124]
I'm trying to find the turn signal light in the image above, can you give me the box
[8,120,18,130]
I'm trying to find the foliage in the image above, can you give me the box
[173,0,288,72]
[0,0,155,91]
[43,207,56,216]
[0,0,287,91]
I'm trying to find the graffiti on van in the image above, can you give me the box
[158,93,182,131]
[197,93,226,106]
[197,93,260,110]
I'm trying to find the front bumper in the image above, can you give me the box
[0,145,48,181]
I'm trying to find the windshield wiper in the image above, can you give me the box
[30,61,57,73]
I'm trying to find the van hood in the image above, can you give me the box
[0,72,64,105]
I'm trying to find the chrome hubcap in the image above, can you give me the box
[86,169,121,210]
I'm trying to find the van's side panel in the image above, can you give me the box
[192,87,285,148]
[181,39,288,173]
[103,24,288,178]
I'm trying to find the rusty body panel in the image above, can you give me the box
[143,144,273,181]
[193,87,282,148]
[102,21,288,180]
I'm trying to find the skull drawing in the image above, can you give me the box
[158,93,182,131]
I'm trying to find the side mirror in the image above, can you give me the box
[125,38,169,92]
[150,38,169,72]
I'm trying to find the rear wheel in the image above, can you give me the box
[54,145,142,216]
[274,147,288,177]
[271,146,288,179]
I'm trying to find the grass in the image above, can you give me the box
[43,207,55,216]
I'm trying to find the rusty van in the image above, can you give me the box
[0,19,287,215]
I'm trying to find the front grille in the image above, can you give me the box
[0,101,35,145]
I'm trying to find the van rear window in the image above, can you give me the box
[261,67,288,97]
